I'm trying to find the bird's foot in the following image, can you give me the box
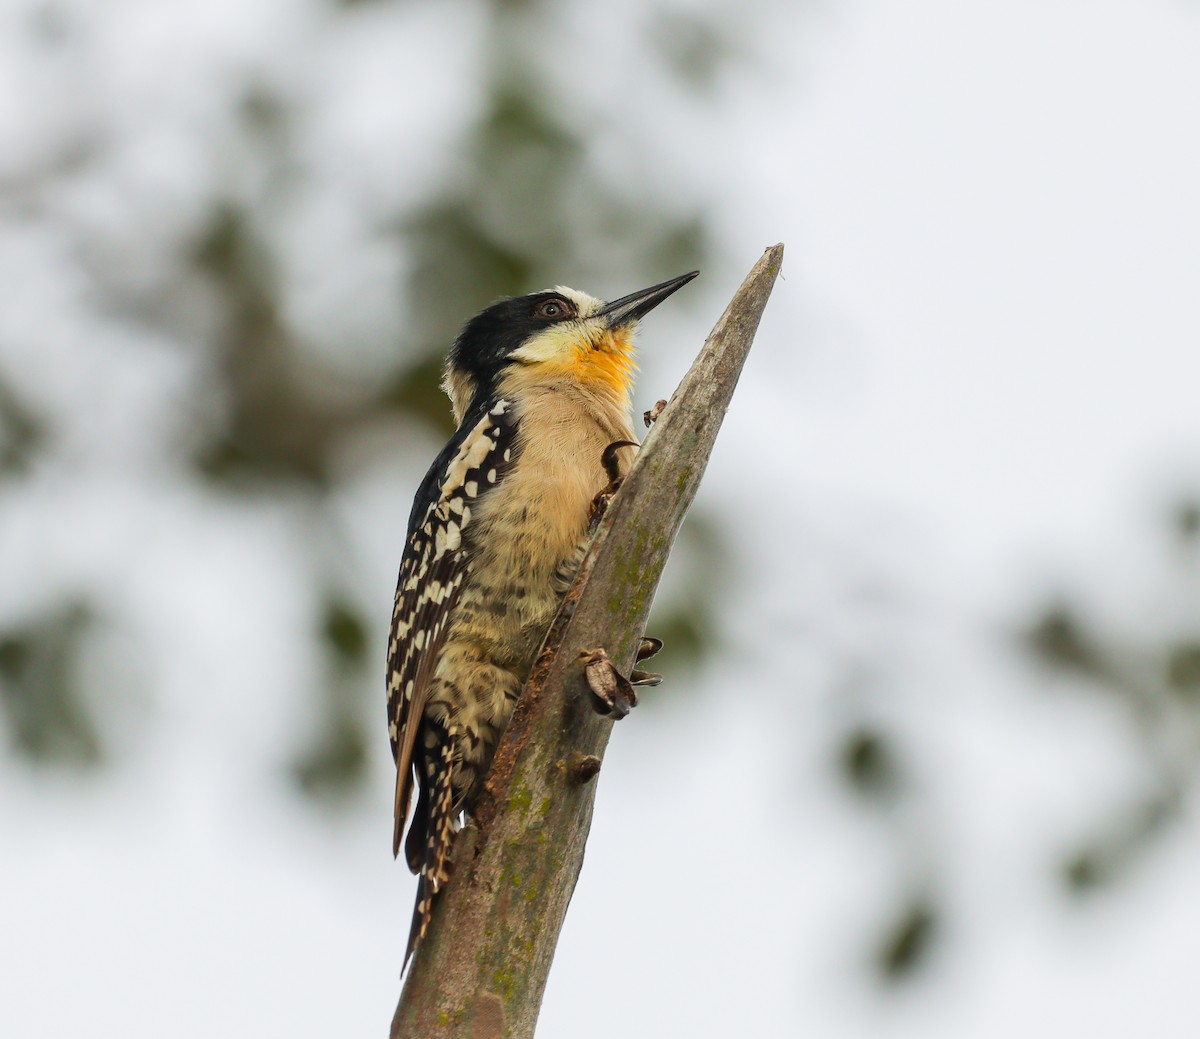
[588,439,639,530]
[580,642,664,719]
[637,635,663,662]
[643,399,668,428]
[580,647,638,719]
[631,635,663,686]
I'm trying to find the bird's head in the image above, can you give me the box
[443,271,698,423]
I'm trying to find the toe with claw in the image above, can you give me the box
[643,399,668,428]
[580,647,638,719]
[579,641,665,718]
[637,636,663,662]
[631,635,663,687]
[589,439,639,529]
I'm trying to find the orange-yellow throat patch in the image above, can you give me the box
[568,327,636,400]
[506,321,638,407]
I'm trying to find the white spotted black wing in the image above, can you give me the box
[387,397,518,858]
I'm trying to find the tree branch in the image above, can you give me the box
[390,244,784,1039]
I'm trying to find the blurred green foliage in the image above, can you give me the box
[1027,498,1200,897]
[0,376,44,476]
[11,0,1193,1000]
[877,897,938,982]
[0,0,724,799]
[0,602,102,766]
[839,726,898,801]
[292,598,372,799]
[651,10,731,93]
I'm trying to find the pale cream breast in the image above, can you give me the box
[446,379,636,672]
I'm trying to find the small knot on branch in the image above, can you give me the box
[569,752,602,783]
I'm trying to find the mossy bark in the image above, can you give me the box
[390,244,784,1039]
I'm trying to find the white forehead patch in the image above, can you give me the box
[550,286,604,318]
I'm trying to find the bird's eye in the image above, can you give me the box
[535,298,573,321]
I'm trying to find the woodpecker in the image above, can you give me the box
[387,270,698,967]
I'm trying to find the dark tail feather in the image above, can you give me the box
[404,773,431,874]
[403,733,458,972]
[403,871,433,973]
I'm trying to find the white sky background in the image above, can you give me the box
[2,1,1199,1037]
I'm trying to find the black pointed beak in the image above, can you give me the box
[597,270,699,328]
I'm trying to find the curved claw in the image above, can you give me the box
[601,439,638,484]
[590,441,640,531]
[636,636,663,662]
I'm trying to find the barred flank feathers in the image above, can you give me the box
[403,734,458,971]
[387,397,517,862]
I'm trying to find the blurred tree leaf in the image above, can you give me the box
[643,517,732,681]
[0,375,44,475]
[876,896,938,982]
[382,353,454,436]
[1026,604,1110,680]
[645,607,706,673]
[324,599,369,665]
[291,596,374,798]
[644,216,708,281]
[650,11,731,93]
[1174,499,1200,543]
[1062,850,1106,892]
[1027,496,1200,908]
[239,85,290,147]
[402,201,536,346]
[191,203,341,485]
[1166,641,1200,698]
[291,708,368,799]
[1062,792,1178,895]
[0,602,102,766]
[839,726,899,800]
